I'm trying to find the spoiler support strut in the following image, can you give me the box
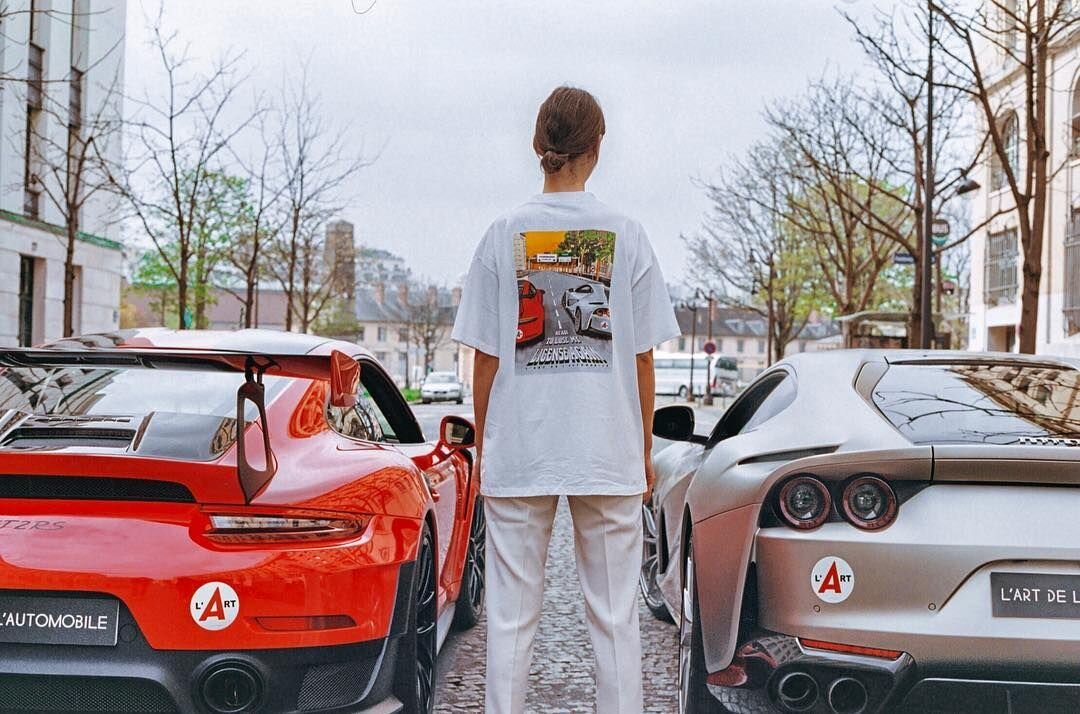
[236,356,276,502]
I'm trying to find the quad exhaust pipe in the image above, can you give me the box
[776,671,819,712]
[827,676,868,714]
[775,671,869,714]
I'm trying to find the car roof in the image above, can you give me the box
[779,348,1080,375]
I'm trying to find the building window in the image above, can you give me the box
[991,112,1018,192]
[1001,0,1019,55]
[677,337,686,352]
[69,68,83,129]
[24,43,45,220]
[18,256,38,347]
[737,339,745,354]
[377,326,387,342]
[357,326,365,341]
[27,43,44,111]
[1072,77,1080,157]
[375,351,388,363]
[985,228,1019,307]
[398,328,408,343]
[1066,213,1080,336]
[757,340,765,354]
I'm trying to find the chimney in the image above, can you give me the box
[451,287,462,307]
[374,282,385,305]
[427,285,438,306]
[397,283,409,306]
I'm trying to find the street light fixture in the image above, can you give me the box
[680,296,701,403]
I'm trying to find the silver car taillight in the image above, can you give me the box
[840,475,897,530]
[778,475,831,530]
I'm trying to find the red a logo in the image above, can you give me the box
[817,561,843,595]
[199,587,227,622]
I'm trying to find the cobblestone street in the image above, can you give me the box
[434,499,680,713]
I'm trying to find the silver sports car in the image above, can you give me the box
[642,350,1080,714]
[562,282,612,339]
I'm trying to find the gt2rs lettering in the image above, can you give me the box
[0,520,65,531]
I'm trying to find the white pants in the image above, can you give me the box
[484,494,644,714]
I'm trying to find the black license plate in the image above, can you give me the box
[0,594,119,646]
[992,572,1080,619]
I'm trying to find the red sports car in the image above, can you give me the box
[517,278,546,345]
[0,329,484,714]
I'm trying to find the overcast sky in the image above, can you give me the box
[124,0,880,288]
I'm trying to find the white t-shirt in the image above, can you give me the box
[451,191,681,497]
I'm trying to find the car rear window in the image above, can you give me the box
[872,362,1080,445]
[0,366,289,420]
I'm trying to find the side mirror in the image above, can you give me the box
[329,350,360,407]
[653,405,703,443]
[439,415,476,450]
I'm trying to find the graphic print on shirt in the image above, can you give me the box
[515,229,616,374]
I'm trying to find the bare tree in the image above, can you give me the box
[225,115,286,328]
[106,11,257,328]
[766,80,903,325]
[22,69,122,337]
[928,0,1080,352]
[271,63,369,331]
[685,142,822,363]
[845,3,1008,346]
[405,287,451,380]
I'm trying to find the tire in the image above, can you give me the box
[422,398,431,405]
[677,385,689,399]
[679,537,724,714]
[575,309,584,333]
[452,497,486,630]
[641,502,674,623]
[455,398,463,405]
[393,524,437,714]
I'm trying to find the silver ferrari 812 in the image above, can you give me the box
[642,350,1080,714]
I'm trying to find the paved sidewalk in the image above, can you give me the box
[434,500,680,713]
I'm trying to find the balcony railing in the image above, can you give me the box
[985,229,1019,307]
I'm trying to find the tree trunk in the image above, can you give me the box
[63,223,77,337]
[1019,0,1049,354]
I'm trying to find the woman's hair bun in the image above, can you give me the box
[533,86,605,175]
[540,149,569,174]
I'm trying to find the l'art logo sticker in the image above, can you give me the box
[514,229,616,375]
[190,581,240,631]
[811,556,854,604]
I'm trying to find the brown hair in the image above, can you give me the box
[533,86,606,174]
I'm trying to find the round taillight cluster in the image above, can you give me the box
[776,474,898,531]
[840,475,897,530]
[778,476,831,530]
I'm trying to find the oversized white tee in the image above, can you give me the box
[451,191,681,497]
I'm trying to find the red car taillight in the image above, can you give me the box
[777,476,831,530]
[840,475,897,530]
[198,511,368,545]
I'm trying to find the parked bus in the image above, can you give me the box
[654,352,740,398]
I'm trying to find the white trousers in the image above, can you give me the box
[484,494,644,714]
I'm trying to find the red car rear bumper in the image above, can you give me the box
[0,559,415,713]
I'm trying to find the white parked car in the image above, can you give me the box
[654,352,739,399]
[420,372,464,404]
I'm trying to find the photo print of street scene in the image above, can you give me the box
[515,229,616,374]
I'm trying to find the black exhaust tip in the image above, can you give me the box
[199,661,263,714]
[827,676,869,714]
[776,670,819,712]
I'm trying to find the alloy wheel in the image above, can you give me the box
[678,541,695,713]
[466,502,486,611]
[640,503,668,616]
[414,534,437,713]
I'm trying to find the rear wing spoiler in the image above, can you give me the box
[0,347,360,502]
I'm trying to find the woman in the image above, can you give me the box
[451,86,680,714]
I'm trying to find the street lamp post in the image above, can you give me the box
[703,290,715,406]
[921,0,935,350]
[682,297,700,403]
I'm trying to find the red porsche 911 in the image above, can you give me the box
[516,278,546,345]
[0,329,485,714]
